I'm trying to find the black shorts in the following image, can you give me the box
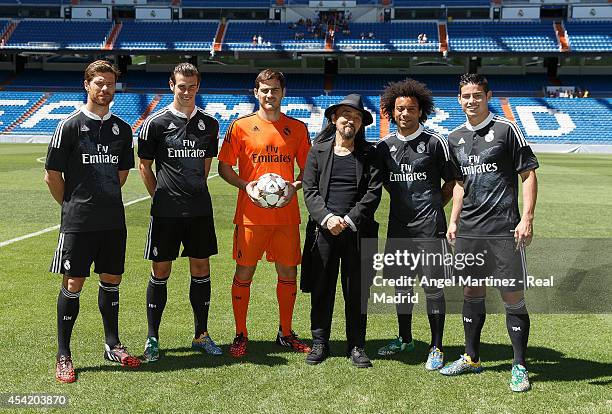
[144,215,218,262]
[49,229,127,277]
[454,236,527,292]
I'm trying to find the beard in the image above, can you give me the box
[91,93,113,107]
[337,125,357,140]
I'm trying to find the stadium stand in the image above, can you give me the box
[334,22,439,52]
[4,20,112,49]
[3,91,611,144]
[565,20,612,52]
[223,21,325,52]
[115,21,218,50]
[447,21,560,52]
[0,91,44,133]
[3,70,84,90]
[1,70,563,95]
[332,74,552,94]
[559,75,612,94]
[0,0,68,3]
[393,0,489,5]
[507,97,612,143]
[180,0,270,6]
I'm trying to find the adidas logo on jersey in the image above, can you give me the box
[458,137,465,145]
[390,145,397,152]
[167,122,177,130]
[80,125,90,132]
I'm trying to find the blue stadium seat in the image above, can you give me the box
[565,20,612,52]
[115,21,218,50]
[223,21,325,52]
[2,91,611,144]
[5,20,112,49]
[447,21,559,52]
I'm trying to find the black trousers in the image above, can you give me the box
[310,227,367,350]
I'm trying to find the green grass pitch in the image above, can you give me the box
[0,144,610,413]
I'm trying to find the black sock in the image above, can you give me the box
[190,275,211,337]
[463,296,486,362]
[396,289,414,343]
[98,281,120,348]
[426,290,446,350]
[146,274,168,339]
[57,286,80,358]
[505,299,530,366]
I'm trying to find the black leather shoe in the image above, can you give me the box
[350,346,373,368]
[305,343,329,365]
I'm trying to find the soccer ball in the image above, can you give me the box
[256,173,289,208]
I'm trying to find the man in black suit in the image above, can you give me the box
[302,94,383,368]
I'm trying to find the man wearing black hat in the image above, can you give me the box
[301,94,383,368]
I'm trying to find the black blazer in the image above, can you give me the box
[300,137,383,292]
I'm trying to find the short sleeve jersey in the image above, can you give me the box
[45,107,134,233]
[377,126,460,238]
[447,113,539,237]
[138,105,219,218]
[217,112,311,225]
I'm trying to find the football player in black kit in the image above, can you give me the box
[440,74,538,393]
[45,60,140,383]
[138,63,221,362]
[376,79,459,370]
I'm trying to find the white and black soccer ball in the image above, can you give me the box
[256,173,289,208]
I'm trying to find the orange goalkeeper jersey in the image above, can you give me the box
[218,112,311,225]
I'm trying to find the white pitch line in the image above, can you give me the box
[0,173,220,248]
[0,224,61,247]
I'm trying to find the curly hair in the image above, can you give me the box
[459,73,489,94]
[380,78,434,124]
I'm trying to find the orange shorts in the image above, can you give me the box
[233,224,301,267]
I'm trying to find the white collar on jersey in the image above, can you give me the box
[80,106,112,121]
[395,124,423,141]
[167,104,198,119]
[464,112,494,131]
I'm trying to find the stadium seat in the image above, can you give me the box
[5,20,112,49]
[3,90,610,144]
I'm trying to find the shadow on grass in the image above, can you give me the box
[76,340,612,385]
[77,340,299,373]
[450,342,612,384]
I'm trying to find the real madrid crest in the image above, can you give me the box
[416,141,426,154]
[484,129,495,142]
[112,123,120,136]
[198,119,206,131]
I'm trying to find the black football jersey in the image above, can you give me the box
[45,107,134,232]
[377,126,460,238]
[447,113,539,237]
[138,105,219,218]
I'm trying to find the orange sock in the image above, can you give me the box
[232,277,251,337]
[277,276,297,337]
